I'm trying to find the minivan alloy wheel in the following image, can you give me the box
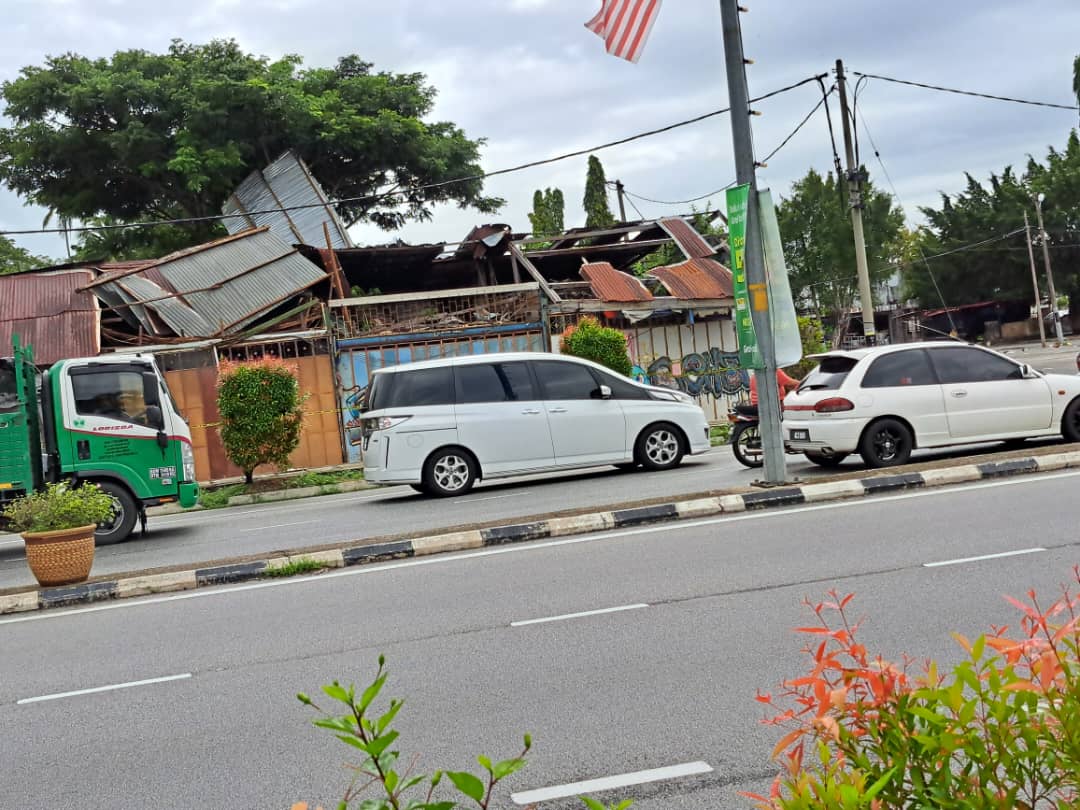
[432,454,471,492]
[635,423,686,471]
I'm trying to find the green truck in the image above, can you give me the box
[0,338,199,543]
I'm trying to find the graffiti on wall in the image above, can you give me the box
[631,347,749,399]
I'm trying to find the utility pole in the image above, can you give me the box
[614,179,627,222]
[1033,193,1065,344]
[835,59,876,346]
[719,0,786,483]
[1023,212,1048,347]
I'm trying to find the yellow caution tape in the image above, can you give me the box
[188,407,350,431]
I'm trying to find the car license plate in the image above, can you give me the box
[790,429,810,441]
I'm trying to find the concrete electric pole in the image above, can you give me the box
[835,59,876,346]
[614,179,627,222]
[1023,212,1048,347]
[1034,193,1065,345]
[719,0,787,483]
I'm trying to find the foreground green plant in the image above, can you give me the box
[263,558,326,578]
[749,569,1080,809]
[2,482,115,533]
[298,656,531,809]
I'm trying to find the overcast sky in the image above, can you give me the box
[2,0,1079,260]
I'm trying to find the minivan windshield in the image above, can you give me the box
[798,356,859,391]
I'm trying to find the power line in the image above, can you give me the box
[851,71,1080,112]
[619,87,833,209]
[0,74,826,238]
[757,86,833,167]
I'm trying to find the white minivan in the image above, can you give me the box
[360,352,711,496]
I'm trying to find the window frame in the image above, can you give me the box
[530,359,605,401]
[927,346,1025,385]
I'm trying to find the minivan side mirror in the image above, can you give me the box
[598,384,612,399]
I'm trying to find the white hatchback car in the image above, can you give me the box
[360,352,711,496]
[783,341,1080,468]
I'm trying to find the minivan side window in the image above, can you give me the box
[377,366,454,408]
[455,362,536,403]
[861,350,936,388]
[532,361,599,400]
[929,347,1022,384]
[588,367,649,399]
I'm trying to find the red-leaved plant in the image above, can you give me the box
[748,567,1080,809]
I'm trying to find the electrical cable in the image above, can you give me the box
[757,87,833,167]
[0,75,826,238]
[851,71,1080,111]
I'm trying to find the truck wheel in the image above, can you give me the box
[93,481,138,545]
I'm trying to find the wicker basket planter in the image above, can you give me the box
[22,525,97,587]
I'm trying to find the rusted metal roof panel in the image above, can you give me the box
[650,257,734,300]
[579,262,654,302]
[222,150,353,249]
[658,217,718,259]
[0,270,100,363]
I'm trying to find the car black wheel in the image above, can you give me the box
[1063,398,1080,443]
[731,423,764,468]
[858,418,913,468]
[93,480,138,545]
[422,448,477,497]
[804,451,848,468]
[635,423,685,471]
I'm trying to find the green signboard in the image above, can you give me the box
[726,184,762,369]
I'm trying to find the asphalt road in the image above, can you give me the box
[1,469,1077,809]
[0,434,1068,590]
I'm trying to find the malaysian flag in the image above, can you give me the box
[585,0,662,64]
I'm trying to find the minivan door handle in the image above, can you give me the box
[521,408,541,415]
[950,389,968,398]
[548,407,568,413]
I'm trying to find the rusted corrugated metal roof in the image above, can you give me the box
[658,217,719,259]
[222,150,353,249]
[580,262,654,302]
[0,270,100,364]
[650,258,734,300]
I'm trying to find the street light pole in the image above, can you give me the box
[718,0,786,483]
[1034,193,1065,344]
[1023,212,1048,348]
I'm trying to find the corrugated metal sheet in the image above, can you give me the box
[115,275,214,337]
[89,228,328,338]
[0,270,100,363]
[658,217,718,259]
[222,150,353,249]
[580,262,655,302]
[650,258,733,299]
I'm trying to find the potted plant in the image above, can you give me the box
[2,482,114,587]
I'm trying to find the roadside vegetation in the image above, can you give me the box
[263,557,326,578]
[197,469,365,509]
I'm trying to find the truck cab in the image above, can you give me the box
[1,341,199,544]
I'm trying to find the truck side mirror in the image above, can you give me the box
[146,404,165,431]
[142,372,161,407]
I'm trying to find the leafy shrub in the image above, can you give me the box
[217,359,307,484]
[562,316,632,376]
[749,570,1080,810]
[2,481,115,533]
[296,656,532,810]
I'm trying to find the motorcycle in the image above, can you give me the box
[728,404,764,468]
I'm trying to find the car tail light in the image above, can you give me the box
[814,397,855,413]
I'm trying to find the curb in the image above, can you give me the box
[146,479,375,516]
[3,449,1079,616]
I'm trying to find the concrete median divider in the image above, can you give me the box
[3,447,1080,616]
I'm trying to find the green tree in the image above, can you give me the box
[0,234,48,274]
[583,155,614,229]
[0,40,503,260]
[561,315,632,376]
[909,131,1080,309]
[217,359,307,484]
[527,187,565,237]
[776,168,904,337]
